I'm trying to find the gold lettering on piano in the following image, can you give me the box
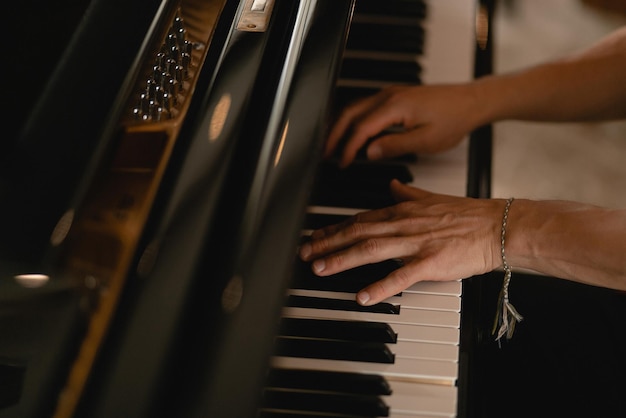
[209,93,231,142]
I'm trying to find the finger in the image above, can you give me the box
[310,236,410,277]
[356,264,418,306]
[302,208,399,261]
[365,130,423,161]
[309,206,396,240]
[325,95,382,159]
[339,105,409,168]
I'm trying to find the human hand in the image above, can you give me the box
[299,180,505,305]
[326,83,482,168]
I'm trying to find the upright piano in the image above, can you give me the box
[14,1,625,418]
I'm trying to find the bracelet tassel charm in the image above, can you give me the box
[492,197,523,343]
[492,268,523,341]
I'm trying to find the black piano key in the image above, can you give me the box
[340,57,422,84]
[259,412,376,418]
[286,295,400,315]
[279,317,398,343]
[346,23,425,54]
[274,337,395,364]
[353,0,427,18]
[318,157,413,184]
[266,367,392,396]
[291,259,401,294]
[333,85,381,109]
[309,161,413,209]
[309,183,394,209]
[261,389,389,417]
[303,213,350,230]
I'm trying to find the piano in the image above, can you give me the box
[9,1,625,418]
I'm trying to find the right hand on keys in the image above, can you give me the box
[326,84,484,168]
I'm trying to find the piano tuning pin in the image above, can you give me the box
[154,84,165,106]
[167,77,179,100]
[166,33,177,51]
[169,45,180,64]
[156,51,166,68]
[166,58,176,77]
[181,52,191,78]
[176,27,186,47]
[174,64,183,85]
[147,79,157,97]
[159,71,169,89]
[140,92,150,114]
[150,103,164,121]
[152,65,162,84]
[162,91,172,111]
[173,11,184,31]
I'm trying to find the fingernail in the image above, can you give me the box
[367,144,382,160]
[312,259,325,274]
[299,243,311,259]
[357,291,370,305]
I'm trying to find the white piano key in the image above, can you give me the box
[392,323,459,345]
[395,292,460,312]
[405,280,462,296]
[392,340,458,362]
[271,355,458,385]
[306,205,365,216]
[420,0,474,85]
[386,380,458,418]
[287,288,461,312]
[283,305,460,328]
[390,414,453,418]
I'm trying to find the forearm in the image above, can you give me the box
[506,199,626,291]
[473,26,626,124]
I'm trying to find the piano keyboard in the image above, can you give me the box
[259,0,477,417]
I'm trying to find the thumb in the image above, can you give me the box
[390,179,431,202]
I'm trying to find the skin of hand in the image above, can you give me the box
[299,180,626,306]
[299,179,506,306]
[326,84,484,168]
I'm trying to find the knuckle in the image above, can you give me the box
[345,221,365,240]
[329,252,347,270]
[362,238,380,256]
